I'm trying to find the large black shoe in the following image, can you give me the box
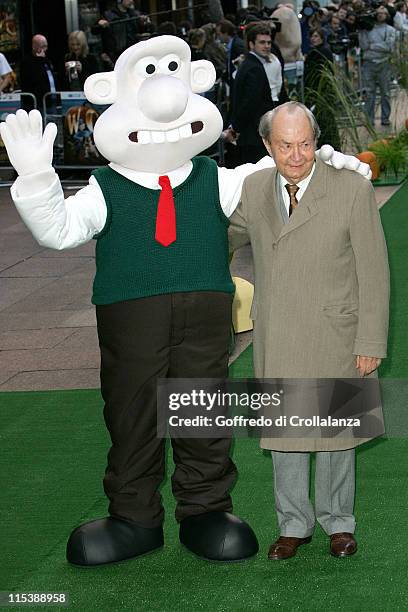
[179,511,258,562]
[66,517,164,567]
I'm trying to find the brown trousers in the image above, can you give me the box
[96,291,236,528]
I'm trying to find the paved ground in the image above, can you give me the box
[0,179,401,391]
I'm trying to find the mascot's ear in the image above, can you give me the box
[190,60,216,94]
[84,72,117,104]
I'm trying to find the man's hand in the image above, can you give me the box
[222,127,239,145]
[356,355,381,377]
[232,54,246,69]
[0,109,57,176]
[317,144,372,180]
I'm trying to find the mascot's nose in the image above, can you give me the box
[138,75,189,123]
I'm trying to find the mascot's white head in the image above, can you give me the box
[84,35,223,173]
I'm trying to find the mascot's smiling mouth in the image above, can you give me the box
[129,121,203,144]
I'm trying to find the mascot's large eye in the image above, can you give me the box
[135,56,158,78]
[159,54,181,75]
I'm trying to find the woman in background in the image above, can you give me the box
[394,1,408,32]
[64,30,99,91]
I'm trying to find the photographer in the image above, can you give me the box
[323,13,350,68]
[301,0,326,55]
[324,13,348,43]
[359,5,396,125]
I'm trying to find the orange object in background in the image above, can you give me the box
[356,151,380,180]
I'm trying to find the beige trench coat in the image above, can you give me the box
[229,157,390,451]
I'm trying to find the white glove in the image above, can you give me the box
[0,109,57,176]
[317,144,372,180]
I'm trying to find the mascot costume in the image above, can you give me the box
[0,35,370,566]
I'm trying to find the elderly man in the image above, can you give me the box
[20,35,58,111]
[229,101,389,560]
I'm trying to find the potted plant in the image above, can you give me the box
[368,136,408,180]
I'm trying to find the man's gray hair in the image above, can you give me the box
[258,102,321,143]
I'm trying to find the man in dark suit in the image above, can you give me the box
[20,35,58,112]
[231,23,288,163]
[216,19,246,85]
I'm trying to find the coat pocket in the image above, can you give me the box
[322,303,358,317]
[250,300,257,320]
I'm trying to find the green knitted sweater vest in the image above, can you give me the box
[91,156,234,305]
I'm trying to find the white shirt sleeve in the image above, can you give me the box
[218,155,276,218]
[10,155,277,248]
[0,52,12,76]
[10,172,107,250]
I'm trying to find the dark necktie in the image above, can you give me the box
[156,175,176,247]
[285,183,300,217]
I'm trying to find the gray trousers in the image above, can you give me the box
[362,60,391,124]
[272,449,356,538]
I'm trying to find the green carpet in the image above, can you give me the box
[378,181,408,377]
[0,391,407,611]
[0,182,407,611]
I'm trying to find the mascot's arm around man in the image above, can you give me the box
[0,35,370,568]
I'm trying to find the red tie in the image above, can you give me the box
[155,175,176,247]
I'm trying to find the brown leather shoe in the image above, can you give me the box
[330,532,357,557]
[268,536,312,560]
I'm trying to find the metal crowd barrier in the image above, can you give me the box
[0,92,37,186]
[284,61,305,102]
[43,91,105,170]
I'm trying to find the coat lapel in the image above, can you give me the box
[278,156,328,241]
[259,166,284,241]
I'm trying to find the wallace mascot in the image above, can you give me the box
[0,35,370,566]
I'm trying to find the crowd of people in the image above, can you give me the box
[1,0,407,162]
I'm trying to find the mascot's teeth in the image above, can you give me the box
[152,131,166,143]
[179,124,193,139]
[132,123,196,144]
[138,130,151,144]
[167,128,180,142]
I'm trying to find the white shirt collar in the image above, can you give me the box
[108,161,193,189]
[279,162,315,213]
[250,50,270,64]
